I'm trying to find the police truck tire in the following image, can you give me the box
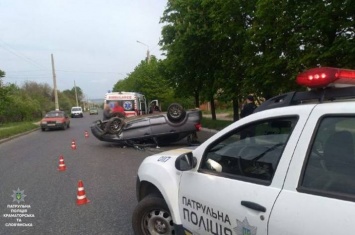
[132,195,174,235]
[167,103,186,123]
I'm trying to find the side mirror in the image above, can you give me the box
[175,152,197,171]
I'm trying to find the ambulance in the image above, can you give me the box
[104,91,157,117]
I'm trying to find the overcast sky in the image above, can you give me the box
[0,0,167,100]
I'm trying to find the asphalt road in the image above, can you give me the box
[0,112,216,235]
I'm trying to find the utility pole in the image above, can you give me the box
[51,54,59,111]
[74,80,79,106]
[146,49,150,64]
[137,40,150,64]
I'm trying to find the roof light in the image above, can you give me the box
[297,67,355,88]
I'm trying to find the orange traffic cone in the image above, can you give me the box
[58,155,66,171]
[76,180,90,205]
[84,131,89,138]
[71,140,76,150]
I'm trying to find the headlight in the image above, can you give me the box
[41,121,47,124]
[56,121,63,124]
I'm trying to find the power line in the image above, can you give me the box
[0,39,47,70]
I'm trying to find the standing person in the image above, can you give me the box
[240,95,257,140]
[149,102,160,114]
[111,102,126,118]
[240,95,256,118]
[103,104,112,120]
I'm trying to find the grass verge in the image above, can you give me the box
[201,117,233,131]
[0,122,39,140]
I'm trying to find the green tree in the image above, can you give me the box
[21,81,53,114]
[160,0,257,120]
[62,86,84,107]
[245,0,355,98]
[160,0,218,115]
[0,69,9,121]
[113,56,175,109]
[1,84,40,122]
[58,92,73,112]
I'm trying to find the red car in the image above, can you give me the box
[40,110,70,131]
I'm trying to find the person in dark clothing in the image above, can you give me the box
[240,95,257,140]
[240,95,256,118]
[149,102,160,114]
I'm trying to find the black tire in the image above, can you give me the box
[132,196,174,235]
[107,117,125,134]
[167,103,186,123]
[41,128,45,131]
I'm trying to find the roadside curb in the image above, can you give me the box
[201,127,219,133]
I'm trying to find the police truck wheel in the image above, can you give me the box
[132,196,174,235]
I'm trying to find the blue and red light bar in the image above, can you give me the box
[297,67,355,88]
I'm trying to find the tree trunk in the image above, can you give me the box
[210,97,216,120]
[194,90,200,108]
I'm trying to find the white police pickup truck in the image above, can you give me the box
[132,67,355,235]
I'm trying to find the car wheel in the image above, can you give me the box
[107,117,125,134]
[132,195,174,235]
[41,128,45,131]
[167,103,186,123]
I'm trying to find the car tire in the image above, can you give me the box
[107,117,125,134]
[132,195,174,235]
[41,128,45,131]
[167,103,186,123]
